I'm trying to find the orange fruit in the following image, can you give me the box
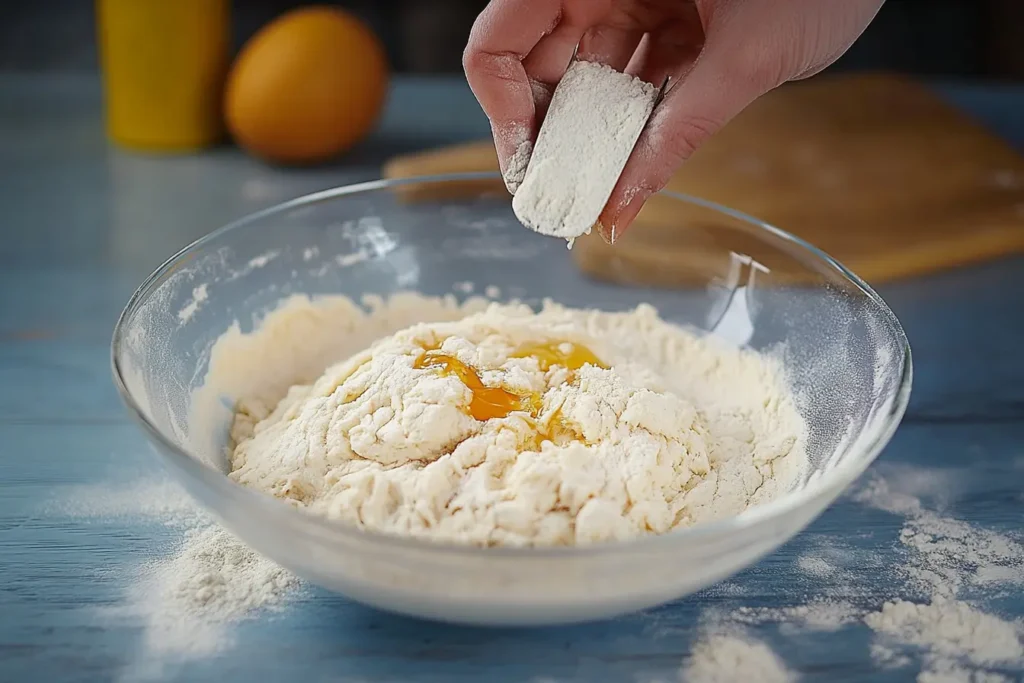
[224,6,389,165]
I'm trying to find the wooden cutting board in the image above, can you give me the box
[383,73,1024,285]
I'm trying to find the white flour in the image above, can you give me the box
[46,442,1022,681]
[51,478,203,527]
[727,600,863,633]
[917,662,1012,683]
[217,294,807,547]
[129,525,298,658]
[681,633,796,683]
[865,599,1022,666]
[512,60,658,242]
[854,475,1024,682]
[50,477,300,676]
[689,469,1024,683]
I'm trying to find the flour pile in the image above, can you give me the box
[42,477,299,680]
[123,523,298,666]
[222,295,807,547]
[681,633,796,683]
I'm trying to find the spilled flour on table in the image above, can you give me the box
[51,478,204,527]
[681,632,797,683]
[691,466,1024,683]
[50,477,301,680]
[121,523,298,676]
[865,599,1022,670]
[46,460,1022,681]
[856,478,1024,599]
[853,475,1024,681]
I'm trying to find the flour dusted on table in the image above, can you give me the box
[728,600,863,633]
[852,475,1024,682]
[211,293,808,547]
[512,60,658,242]
[865,599,1023,667]
[681,633,797,683]
[129,525,298,660]
[688,467,1024,683]
[158,526,296,627]
[47,476,300,675]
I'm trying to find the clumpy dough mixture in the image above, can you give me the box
[220,294,807,547]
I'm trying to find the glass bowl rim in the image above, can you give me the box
[110,171,913,559]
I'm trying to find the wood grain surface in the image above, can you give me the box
[384,73,1024,285]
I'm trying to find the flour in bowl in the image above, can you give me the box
[203,293,807,547]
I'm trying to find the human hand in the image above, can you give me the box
[463,0,883,242]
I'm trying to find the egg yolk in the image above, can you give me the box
[413,341,603,422]
[510,341,607,372]
[414,350,530,421]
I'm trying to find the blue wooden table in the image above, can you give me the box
[1,74,1022,683]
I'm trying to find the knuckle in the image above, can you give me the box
[463,48,521,89]
[730,48,788,92]
[709,30,792,93]
[664,113,722,163]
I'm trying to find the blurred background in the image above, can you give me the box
[2,0,1023,79]
[2,0,1022,276]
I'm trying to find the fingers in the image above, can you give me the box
[521,19,589,121]
[578,24,645,72]
[602,0,885,239]
[625,3,705,87]
[600,20,785,239]
[463,0,565,190]
[467,0,649,192]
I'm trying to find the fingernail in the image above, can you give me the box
[596,221,614,245]
[496,124,532,194]
[611,187,653,239]
[502,139,531,194]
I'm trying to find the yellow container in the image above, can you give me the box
[97,0,230,152]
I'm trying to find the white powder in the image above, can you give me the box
[681,633,796,683]
[728,600,863,633]
[901,513,1024,598]
[795,554,837,579]
[854,475,1024,599]
[125,526,298,663]
[865,599,1022,667]
[215,294,807,547]
[862,525,1024,680]
[512,60,658,242]
[47,478,300,671]
[852,475,1024,681]
[918,661,1012,683]
[690,468,1024,682]
[51,478,204,527]
[177,283,209,323]
[872,643,913,670]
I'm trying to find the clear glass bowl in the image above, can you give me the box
[111,173,912,626]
